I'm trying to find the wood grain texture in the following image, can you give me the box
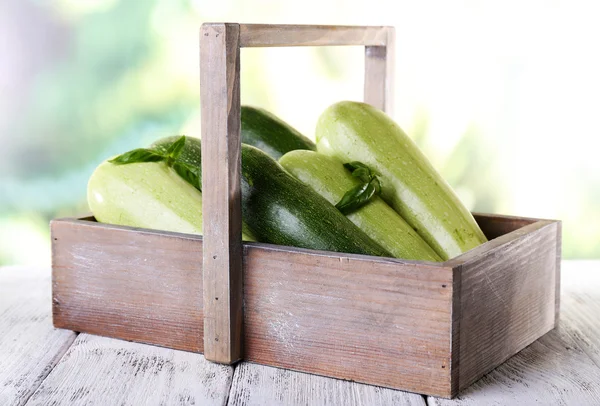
[560,261,600,368]
[0,266,76,406]
[239,24,389,47]
[364,27,395,113]
[51,213,559,398]
[471,212,539,241]
[453,220,559,395]
[200,22,243,364]
[428,321,600,406]
[228,362,426,406]
[555,220,562,323]
[51,218,204,352]
[242,244,454,397]
[429,263,600,405]
[26,334,234,406]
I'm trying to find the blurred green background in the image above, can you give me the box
[1,0,598,265]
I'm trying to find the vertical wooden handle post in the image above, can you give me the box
[199,23,394,364]
[200,23,243,364]
[364,26,395,113]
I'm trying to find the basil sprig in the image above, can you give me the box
[109,135,202,190]
[335,161,382,215]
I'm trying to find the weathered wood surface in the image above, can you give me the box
[26,334,234,406]
[52,219,204,352]
[2,262,600,404]
[471,212,539,241]
[242,244,454,397]
[239,24,389,47]
[228,362,426,406]
[200,22,243,365]
[51,212,558,398]
[0,266,76,406]
[429,261,600,405]
[451,220,559,395]
[364,27,395,114]
[559,261,600,368]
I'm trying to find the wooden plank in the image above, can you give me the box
[364,27,395,113]
[200,22,243,364]
[239,24,389,47]
[242,244,454,397]
[25,334,234,406]
[228,362,426,406]
[429,261,600,405]
[51,219,204,352]
[554,221,562,323]
[560,261,600,367]
[0,266,76,406]
[428,318,600,405]
[472,212,541,241]
[453,220,559,394]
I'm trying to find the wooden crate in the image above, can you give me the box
[51,24,561,398]
[51,213,560,398]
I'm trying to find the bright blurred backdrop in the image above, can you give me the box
[1,0,599,265]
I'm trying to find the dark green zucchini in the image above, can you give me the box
[151,136,390,257]
[241,105,316,160]
[241,144,392,257]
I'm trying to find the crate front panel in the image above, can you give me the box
[242,245,454,396]
[52,218,454,396]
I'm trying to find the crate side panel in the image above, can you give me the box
[243,246,454,397]
[52,220,203,352]
[473,213,539,241]
[457,221,559,391]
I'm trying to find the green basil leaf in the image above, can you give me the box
[344,161,372,183]
[371,176,382,194]
[352,168,371,183]
[343,161,370,172]
[336,161,382,214]
[173,161,202,191]
[335,182,369,214]
[166,135,186,159]
[109,148,165,165]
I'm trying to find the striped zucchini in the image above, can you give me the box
[279,150,441,261]
[315,101,487,260]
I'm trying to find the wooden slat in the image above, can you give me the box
[25,334,234,406]
[429,262,600,405]
[453,220,559,395]
[560,261,600,368]
[242,244,454,397]
[239,24,389,47]
[364,27,395,113]
[472,212,540,241]
[555,220,562,322]
[200,22,243,364]
[51,219,204,352]
[0,266,76,406]
[428,319,600,405]
[228,362,426,406]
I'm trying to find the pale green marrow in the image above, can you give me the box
[315,101,487,260]
[88,160,206,235]
[280,150,442,261]
[88,140,256,241]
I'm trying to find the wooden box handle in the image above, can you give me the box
[200,23,395,364]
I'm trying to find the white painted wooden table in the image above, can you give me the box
[1,261,599,406]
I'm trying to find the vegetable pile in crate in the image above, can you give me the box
[51,23,561,399]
